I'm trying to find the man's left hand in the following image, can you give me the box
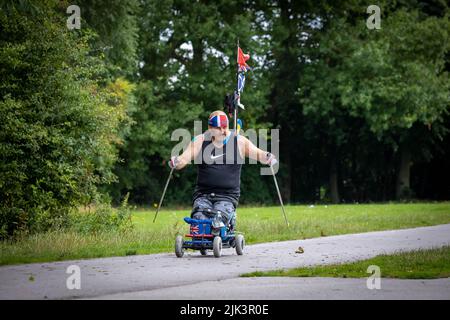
[265,152,278,166]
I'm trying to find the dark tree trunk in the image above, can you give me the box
[396,145,411,199]
[282,139,292,203]
[330,156,340,203]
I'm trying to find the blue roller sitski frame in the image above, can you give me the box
[182,215,236,250]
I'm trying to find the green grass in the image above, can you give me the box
[241,246,450,279]
[1,202,450,266]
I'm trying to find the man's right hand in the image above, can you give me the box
[265,152,278,167]
[168,156,180,169]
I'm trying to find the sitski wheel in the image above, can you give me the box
[200,249,207,256]
[213,236,222,258]
[235,234,245,255]
[175,235,184,258]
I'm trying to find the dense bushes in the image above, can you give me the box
[0,1,133,238]
[69,194,133,235]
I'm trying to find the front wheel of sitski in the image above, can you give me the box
[213,236,222,258]
[175,235,184,258]
[235,234,245,255]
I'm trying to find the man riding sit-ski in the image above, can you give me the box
[168,110,277,233]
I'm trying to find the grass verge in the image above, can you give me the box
[241,246,450,279]
[1,202,450,265]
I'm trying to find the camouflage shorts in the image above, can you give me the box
[191,194,236,227]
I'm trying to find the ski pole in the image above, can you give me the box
[270,164,289,227]
[153,166,174,223]
[235,38,239,131]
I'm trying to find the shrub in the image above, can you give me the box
[0,2,133,238]
[69,194,133,235]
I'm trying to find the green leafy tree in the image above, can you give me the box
[0,1,133,237]
[300,9,449,201]
[110,0,274,205]
[73,0,139,79]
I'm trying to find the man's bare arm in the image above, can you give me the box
[237,135,272,164]
[173,134,204,169]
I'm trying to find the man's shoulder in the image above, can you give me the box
[192,134,205,142]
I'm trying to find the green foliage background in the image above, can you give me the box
[1,0,449,237]
[0,0,134,237]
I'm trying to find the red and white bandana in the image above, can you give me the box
[208,114,228,128]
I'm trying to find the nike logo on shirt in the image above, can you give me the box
[211,154,224,160]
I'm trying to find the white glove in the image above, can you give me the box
[265,152,278,166]
[168,156,179,169]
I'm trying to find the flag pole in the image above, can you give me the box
[235,38,239,132]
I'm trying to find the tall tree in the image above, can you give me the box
[0,0,133,236]
[75,0,139,79]
[110,0,273,205]
[300,9,449,201]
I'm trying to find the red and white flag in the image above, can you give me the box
[237,47,251,72]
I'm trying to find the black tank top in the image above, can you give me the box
[193,133,243,203]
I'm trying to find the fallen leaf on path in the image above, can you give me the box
[295,246,304,254]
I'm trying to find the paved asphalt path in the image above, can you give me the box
[1,224,449,300]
